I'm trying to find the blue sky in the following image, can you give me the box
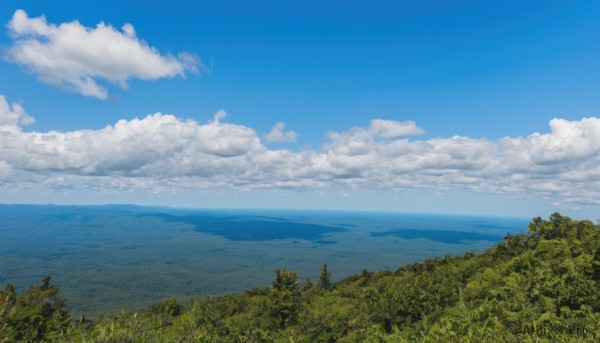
[0,0,599,217]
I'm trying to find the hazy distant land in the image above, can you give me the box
[0,204,527,317]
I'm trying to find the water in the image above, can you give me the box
[0,204,529,317]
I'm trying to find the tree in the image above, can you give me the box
[318,264,332,290]
[270,269,300,328]
[1,283,17,340]
[1,276,71,341]
[593,247,600,282]
[301,278,315,292]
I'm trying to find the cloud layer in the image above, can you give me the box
[264,122,298,142]
[0,95,34,126]
[4,10,199,99]
[1,98,599,208]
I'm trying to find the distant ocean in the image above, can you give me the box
[0,204,529,317]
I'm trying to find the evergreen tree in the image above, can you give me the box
[301,277,314,292]
[317,263,332,290]
[270,269,300,328]
[1,276,71,342]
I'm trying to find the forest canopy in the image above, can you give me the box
[1,213,599,342]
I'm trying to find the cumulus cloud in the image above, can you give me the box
[368,119,424,138]
[1,95,599,208]
[0,95,34,126]
[4,10,199,99]
[212,109,229,123]
[264,122,298,142]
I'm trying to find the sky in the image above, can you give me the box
[0,0,599,218]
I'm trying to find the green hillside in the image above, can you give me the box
[2,213,599,342]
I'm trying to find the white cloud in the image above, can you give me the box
[368,119,425,138]
[0,95,34,127]
[1,95,599,209]
[4,10,199,99]
[212,109,229,123]
[264,122,298,142]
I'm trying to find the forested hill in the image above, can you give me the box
[2,213,600,342]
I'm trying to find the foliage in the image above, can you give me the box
[0,276,71,342]
[270,269,300,328]
[318,263,333,290]
[2,213,599,342]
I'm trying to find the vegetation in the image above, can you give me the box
[0,276,71,341]
[317,264,332,290]
[1,213,599,342]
